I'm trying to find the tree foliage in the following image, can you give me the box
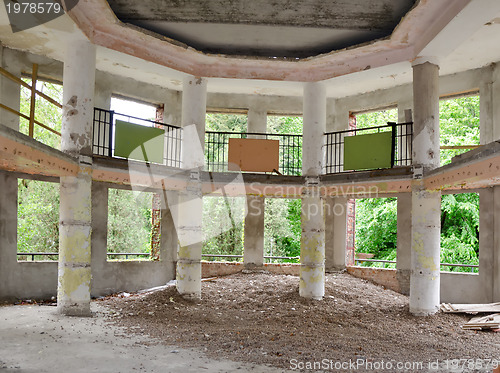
[107,189,153,256]
[355,99,480,272]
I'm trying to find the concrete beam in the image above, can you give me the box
[0,123,78,177]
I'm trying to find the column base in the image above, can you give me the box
[325,265,346,273]
[299,264,325,300]
[396,269,411,295]
[176,260,201,299]
[57,303,92,317]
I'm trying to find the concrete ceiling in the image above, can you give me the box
[106,0,416,58]
[0,0,500,101]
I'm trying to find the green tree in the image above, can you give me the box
[17,80,62,260]
[107,189,153,257]
[202,196,245,261]
[440,96,480,165]
[17,179,60,258]
[354,101,480,272]
[19,80,62,149]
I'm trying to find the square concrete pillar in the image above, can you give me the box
[90,182,108,297]
[0,46,21,131]
[244,195,265,267]
[324,196,348,271]
[396,193,411,295]
[0,172,18,301]
[243,107,267,267]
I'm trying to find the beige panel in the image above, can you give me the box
[228,138,279,172]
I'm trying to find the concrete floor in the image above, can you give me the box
[0,303,289,373]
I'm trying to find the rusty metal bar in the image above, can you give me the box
[28,64,38,137]
[440,145,481,150]
[0,102,61,136]
[0,66,62,108]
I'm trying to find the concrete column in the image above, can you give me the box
[0,47,21,301]
[479,66,494,145]
[176,75,207,299]
[396,104,412,295]
[410,59,441,316]
[300,82,326,300]
[161,89,181,272]
[90,182,108,297]
[0,47,21,130]
[303,83,326,177]
[494,187,500,301]
[324,99,349,271]
[492,64,500,141]
[164,89,182,126]
[396,193,411,295]
[160,192,178,276]
[324,196,348,271]
[58,40,96,316]
[0,172,18,301]
[243,106,267,267]
[92,76,111,273]
[94,80,112,110]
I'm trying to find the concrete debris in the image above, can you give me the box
[137,281,176,294]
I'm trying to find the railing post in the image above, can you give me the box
[391,123,396,167]
[108,110,114,158]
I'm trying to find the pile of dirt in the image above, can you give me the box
[100,272,500,371]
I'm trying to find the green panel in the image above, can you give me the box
[114,120,164,163]
[344,131,393,171]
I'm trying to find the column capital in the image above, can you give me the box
[411,56,440,68]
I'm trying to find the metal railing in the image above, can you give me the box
[205,131,302,175]
[92,108,183,168]
[201,254,300,262]
[324,122,413,174]
[354,258,479,272]
[17,252,152,261]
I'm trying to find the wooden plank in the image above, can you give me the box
[441,302,500,314]
[0,66,62,109]
[228,138,279,173]
[462,314,500,330]
[0,102,60,136]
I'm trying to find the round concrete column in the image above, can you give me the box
[176,75,207,299]
[181,75,207,169]
[410,59,441,316]
[300,82,326,300]
[302,82,326,177]
[300,186,325,299]
[58,39,96,316]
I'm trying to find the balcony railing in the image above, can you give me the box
[205,131,302,175]
[324,122,413,174]
[93,109,411,176]
[92,108,183,168]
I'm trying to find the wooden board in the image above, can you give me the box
[462,313,500,330]
[228,138,279,172]
[440,302,500,314]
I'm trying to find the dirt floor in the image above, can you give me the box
[100,271,500,372]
